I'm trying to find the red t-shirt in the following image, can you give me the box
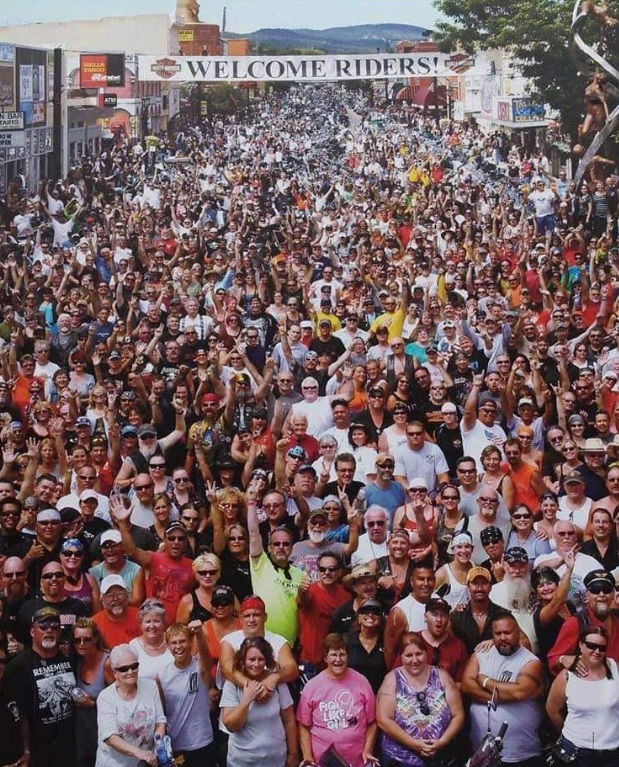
[146,552,195,625]
[298,582,350,665]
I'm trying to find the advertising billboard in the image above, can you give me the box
[80,54,125,88]
[16,46,47,128]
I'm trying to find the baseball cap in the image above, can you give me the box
[287,446,306,460]
[165,521,187,537]
[101,530,122,546]
[108,350,121,360]
[76,416,91,428]
[518,398,534,407]
[425,597,451,614]
[480,526,504,546]
[79,489,98,503]
[300,320,314,330]
[467,566,492,583]
[563,470,584,484]
[408,477,428,491]
[138,424,157,438]
[441,402,457,414]
[121,425,138,437]
[304,350,318,361]
[504,546,529,565]
[357,598,383,615]
[59,507,81,523]
[100,574,128,594]
[309,508,328,521]
[32,606,61,625]
[297,464,317,476]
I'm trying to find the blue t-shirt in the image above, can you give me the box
[365,481,406,524]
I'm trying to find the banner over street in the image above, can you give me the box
[138,52,455,83]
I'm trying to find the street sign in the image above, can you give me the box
[0,112,25,131]
[0,132,26,148]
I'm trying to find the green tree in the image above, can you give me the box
[204,83,246,116]
[433,0,619,137]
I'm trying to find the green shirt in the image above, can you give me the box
[249,551,304,646]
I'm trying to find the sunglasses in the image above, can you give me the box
[41,572,65,580]
[513,514,532,520]
[367,520,385,527]
[115,662,140,673]
[588,583,614,595]
[318,565,340,573]
[416,691,430,716]
[582,640,607,652]
[197,569,219,577]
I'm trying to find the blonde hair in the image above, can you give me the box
[192,552,221,574]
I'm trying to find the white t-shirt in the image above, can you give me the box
[557,497,593,530]
[291,397,334,438]
[462,419,507,471]
[351,533,388,567]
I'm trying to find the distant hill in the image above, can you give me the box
[224,24,430,53]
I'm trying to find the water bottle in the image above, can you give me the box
[354,487,367,522]
[71,688,90,705]
[153,734,175,767]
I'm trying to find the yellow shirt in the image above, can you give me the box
[250,551,304,645]
[314,311,342,331]
[370,307,405,341]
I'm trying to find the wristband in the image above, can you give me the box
[482,677,490,690]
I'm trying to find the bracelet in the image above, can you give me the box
[482,677,490,690]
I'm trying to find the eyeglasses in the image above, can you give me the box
[367,520,386,527]
[166,535,187,543]
[416,691,430,716]
[175,477,189,483]
[181,516,199,523]
[41,572,65,580]
[582,640,607,652]
[78,474,96,481]
[228,536,246,542]
[377,462,395,468]
[410,488,426,494]
[556,530,576,537]
[271,541,291,548]
[479,498,498,505]
[513,514,532,520]
[3,570,25,578]
[0,510,21,517]
[443,495,459,500]
[588,583,614,595]
[302,386,318,391]
[319,565,340,573]
[135,484,154,490]
[38,520,61,526]
[62,550,83,558]
[149,463,166,469]
[407,431,423,437]
[115,662,140,673]
[197,569,219,577]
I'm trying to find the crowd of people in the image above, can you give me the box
[0,82,618,767]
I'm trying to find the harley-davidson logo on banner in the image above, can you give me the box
[139,53,456,83]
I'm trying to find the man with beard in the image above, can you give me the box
[92,574,140,648]
[462,614,544,767]
[290,507,358,580]
[548,570,619,674]
[2,556,30,640]
[19,560,88,638]
[114,400,186,484]
[351,505,389,567]
[4,606,76,767]
[451,567,516,654]
[0,498,32,559]
[490,547,538,653]
[330,565,382,634]
[384,560,435,668]
[364,454,406,522]
[419,597,469,683]
[248,491,304,646]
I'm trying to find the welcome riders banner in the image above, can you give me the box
[138,53,456,83]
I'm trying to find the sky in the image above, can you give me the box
[0,0,441,33]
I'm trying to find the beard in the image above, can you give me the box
[140,443,158,460]
[503,573,532,611]
[40,637,58,650]
[308,530,326,544]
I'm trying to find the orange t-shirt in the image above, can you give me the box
[509,461,541,511]
[93,606,140,648]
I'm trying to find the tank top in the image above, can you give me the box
[75,652,109,765]
[189,590,214,623]
[64,576,94,614]
[564,659,619,749]
[381,666,453,767]
[442,565,470,610]
[399,504,436,557]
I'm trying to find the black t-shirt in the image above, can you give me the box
[435,423,464,476]
[4,649,76,766]
[354,408,394,443]
[219,549,252,602]
[19,596,89,640]
[0,531,33,559]
[0,690,25,764]
[309,335,346,361]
